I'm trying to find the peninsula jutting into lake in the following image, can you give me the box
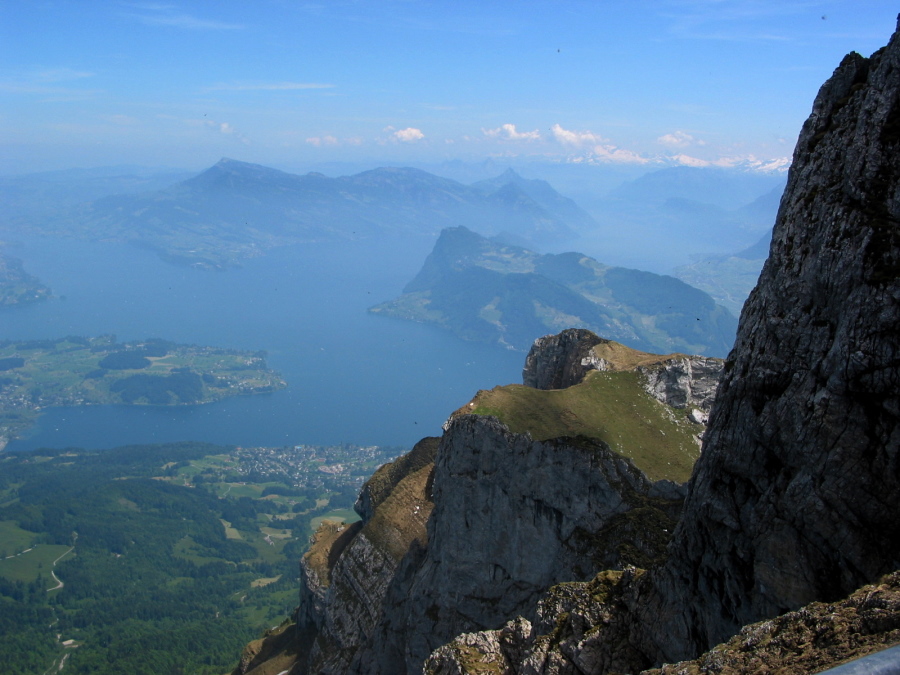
[0,335,286,450]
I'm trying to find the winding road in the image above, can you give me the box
[46,546,75,592]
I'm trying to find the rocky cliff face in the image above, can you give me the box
[424,21,900,675]
[233,438,439,675]
[635,357,721,417]
[304,438,438,674]
[425,570,900,675]
[643,21,900,663]
[522,329,607,389]
[239,329,709,675]
[362,415,685,673]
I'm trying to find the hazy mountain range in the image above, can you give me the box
[1,160,784,271]
[670,228,773,315]
[0,159,784,319]
[0,165,194,221]
[570,167,784,272]
[2,160,586,269]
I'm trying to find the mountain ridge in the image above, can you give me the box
[372,226,738,357]
[232,331,717,674]
[10,160,584,268]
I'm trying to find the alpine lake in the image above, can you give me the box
[1,236,523,453]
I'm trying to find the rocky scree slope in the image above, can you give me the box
[234,331,720,675]
[425,21,900,675]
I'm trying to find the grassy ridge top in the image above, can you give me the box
[588,341,689,372]
[456,370,701,483]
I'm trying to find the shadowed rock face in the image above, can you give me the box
[367,415,684,673]
[645,23,900,662]
[522,329,606,389]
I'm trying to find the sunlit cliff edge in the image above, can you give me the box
[234,19,900,675]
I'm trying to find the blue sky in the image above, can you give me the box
[1,0,896,174]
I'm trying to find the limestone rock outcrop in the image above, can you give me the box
[645,571,900,675]
[635,356,721,413]
[425,570,900,675]
[523,329,723,415]
[522,329,606,389]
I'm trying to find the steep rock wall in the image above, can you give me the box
[306,457,437,673]
[522,329,606,389]
[645,22,900,662]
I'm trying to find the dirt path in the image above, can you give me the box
[3,546,33,560]
[46,546,74,592]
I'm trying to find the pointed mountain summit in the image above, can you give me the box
[473,168,598,231]
[178,158,300,192]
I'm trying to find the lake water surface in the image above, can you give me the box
[2,237,523,451]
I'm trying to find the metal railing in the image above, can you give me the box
[818,644,900,674]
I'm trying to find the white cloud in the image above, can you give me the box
[551,123,604,146]
[672,153,710,167]
[193,118,250,144]
[590,143,651,164]
[483,123,541,141]
[393,127,425,142]
[306,135,339,147]
[101,114,139,126]
[204,82,335,92]
[126,9,243,30]
[34,68,94,82]
[657,130,696,148]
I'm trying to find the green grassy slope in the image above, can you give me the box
[456,370,702,483]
